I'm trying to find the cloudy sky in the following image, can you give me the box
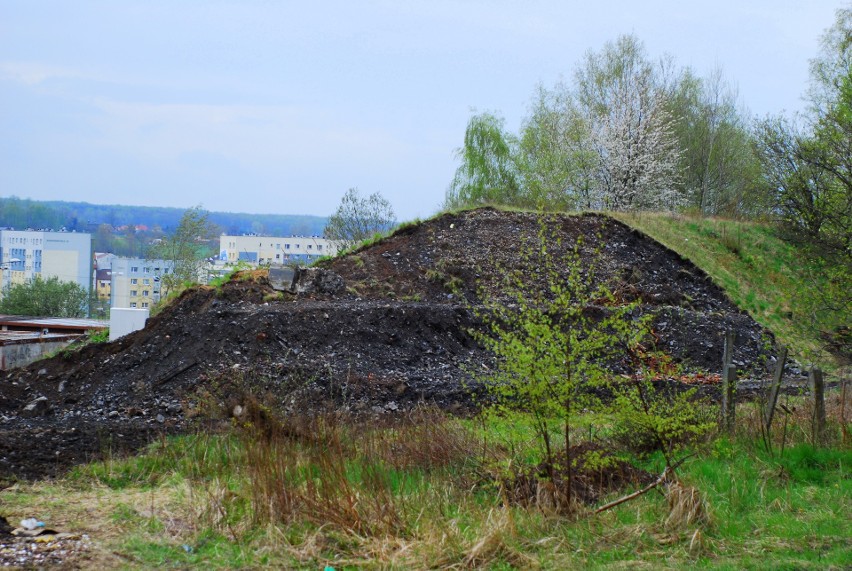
[0,1,842,221]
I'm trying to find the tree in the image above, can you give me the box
[0,276,88,317]
[323,188,396,250]
[447,35,684,213]
[445,112,522,210]
[518,85,597,210]
[147,206,218,295]
[755,8,852,261]
[473,221,650,505]
[573,35,683,210]
[754,7,852,362]
[667,67,764,216]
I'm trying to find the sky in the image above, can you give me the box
[0,1,843,222]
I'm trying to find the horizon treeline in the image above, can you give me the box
[0,197,328,257]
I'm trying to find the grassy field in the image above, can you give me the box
[612,212,847,372]
[2,402,849,569]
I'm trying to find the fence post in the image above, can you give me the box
[722,330,735,370]
[720,331,736,433]
[809,367,825,445]
[765,346,787,432]
[722,364,737,433]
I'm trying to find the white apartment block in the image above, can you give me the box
[219,235,339,266]
[109,257,175,309]
[0,229,92,295]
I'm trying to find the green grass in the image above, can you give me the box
[3,408,849,569]
[613,212,846,369]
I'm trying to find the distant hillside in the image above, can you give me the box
[0,197,328,236]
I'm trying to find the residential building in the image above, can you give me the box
[219,234,339,266]
[109,257,174,309]
[93,253,117,302]
[0,229,92,296]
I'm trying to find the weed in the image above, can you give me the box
[262,292,284,302]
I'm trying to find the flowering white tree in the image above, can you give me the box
[575,35,683,211]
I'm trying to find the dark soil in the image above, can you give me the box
[503,442,656,508]
[0,208,794,482]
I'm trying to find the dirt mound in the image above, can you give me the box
[0,208,784,481]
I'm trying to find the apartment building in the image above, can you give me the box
[0,229,92,295]
[93,253,117,302]
[219,235,339,266]
[109,257,174,309]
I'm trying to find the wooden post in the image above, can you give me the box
[722,330,735,370]
[841,374,848,447]
[722,364,737,433]
[809,367,825,445]
[765,346,788,432]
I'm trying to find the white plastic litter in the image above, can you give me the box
[19,518,45,531]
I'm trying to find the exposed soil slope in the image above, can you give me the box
[0,208,785,481]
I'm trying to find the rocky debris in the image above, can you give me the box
[0,517,91,569]
[0,208,786,480]
[20,396,51,418]
[294,267,345,295]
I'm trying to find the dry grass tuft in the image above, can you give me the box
[367,406,483,472]
[665,481,709,530]
[461,509,535,569]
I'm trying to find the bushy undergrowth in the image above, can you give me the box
[31,394,848,569]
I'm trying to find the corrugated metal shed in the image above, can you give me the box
[0,315,108,334]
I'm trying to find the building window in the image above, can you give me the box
[317,245,323,251]
[130,302,137,308]
[143,290,149,297]
[285,244,290,250]
[131,266,138,272]
[143,279,150,285]
[142,302,149,308]
[275,254,280,260]
[295,244,300,249]
[131,278,138,284]
[131,290,138,296]
[276,243,280,249]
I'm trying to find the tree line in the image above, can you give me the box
[0,197,328,255]
[445,12,851,241]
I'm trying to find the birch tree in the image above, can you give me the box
[148,206,217,295]
[518,85,597,210]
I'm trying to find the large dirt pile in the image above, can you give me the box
[0,208,785,480]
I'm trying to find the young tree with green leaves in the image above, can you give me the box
[472,217,715,511]
[0,276,88,317]
[147,205,218,296]
[472,221,650,504]
[518,85,598,210]
[323,188,396,251]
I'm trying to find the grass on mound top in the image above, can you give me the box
[614,211,846,371]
